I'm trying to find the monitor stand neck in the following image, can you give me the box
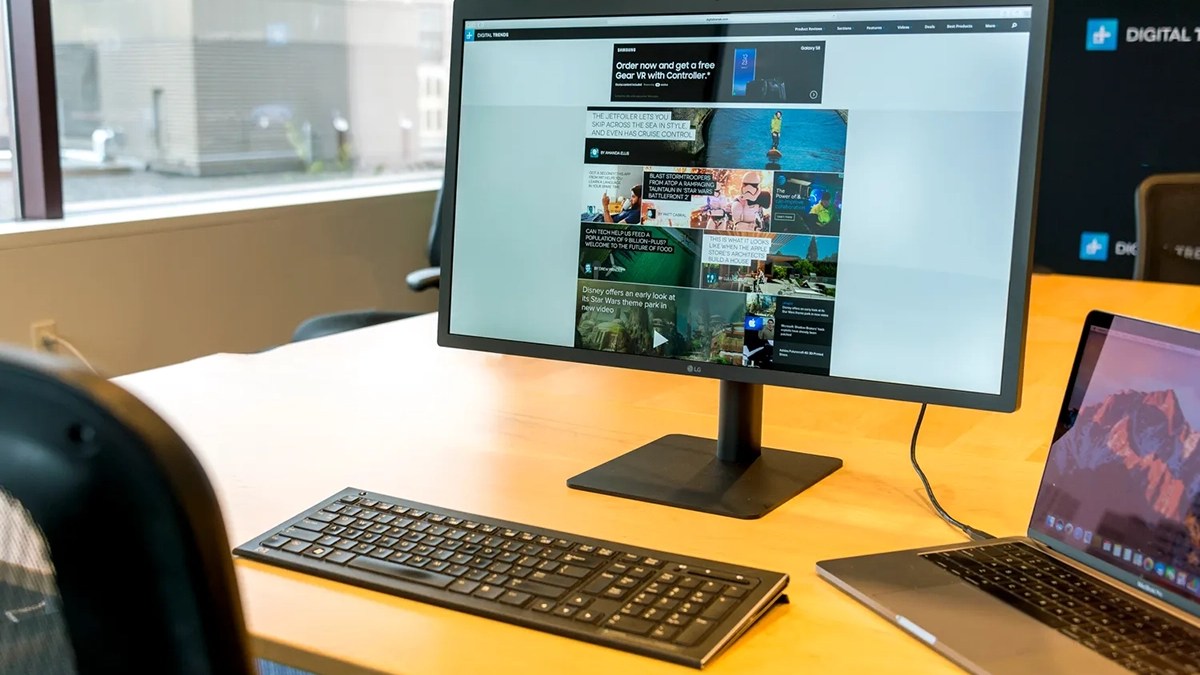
[716,381,764,464]
[567,380,842,519]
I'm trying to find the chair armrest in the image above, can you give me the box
[406,267,440,292]
[291,310,416,343]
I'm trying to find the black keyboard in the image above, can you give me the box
[234,488,788,668]
[924,541,1200,675]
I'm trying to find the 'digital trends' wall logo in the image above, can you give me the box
[1080,232,1110,262]
[1086,19,1118,51]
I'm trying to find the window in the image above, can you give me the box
[0,28,15,222]
[50,0,451,214]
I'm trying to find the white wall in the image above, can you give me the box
[0,189,439,376]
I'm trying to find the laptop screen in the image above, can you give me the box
[1031,316,1200,606]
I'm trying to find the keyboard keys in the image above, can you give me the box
[702,597,735,621]
[556,564,590,579]
[283,527,321,543]
[676,617,715,646]
[294,519,329,532]
[607,614,654,635]
[925,542,1200,671]
[584,573,616,595]
[236,490,782,668]
[282,540,311,554]
[689,567,758,588]
[560,553,602,568]
[507,578,567,599]
[529,571,576,588]
[303,546,332,559]
[651,624,678,641]
[348,556,455,588]
[500,591,532,607]
[576,609,606,624]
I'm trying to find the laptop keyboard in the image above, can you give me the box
[924,542,1200,675]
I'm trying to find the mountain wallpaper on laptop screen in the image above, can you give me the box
[1046,388,1200,565]
[1052,389,1200,520]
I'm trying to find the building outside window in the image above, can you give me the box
[45,0,451,215]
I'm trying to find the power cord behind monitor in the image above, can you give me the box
[910,403,996,542]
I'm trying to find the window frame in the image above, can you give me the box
[2,0,450,225]
[6,0,63,219]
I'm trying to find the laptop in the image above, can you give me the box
[818,311,1200,675]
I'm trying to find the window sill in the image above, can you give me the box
[0,173,443,252]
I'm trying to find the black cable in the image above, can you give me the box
[910,403,996,542]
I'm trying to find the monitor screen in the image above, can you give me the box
[1030,316,1200,609]
[442,2,1044,411]
[1034,0,1200,278]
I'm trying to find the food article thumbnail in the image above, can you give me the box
[578,222,702,288]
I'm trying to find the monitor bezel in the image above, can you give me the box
[437,0,1052,413]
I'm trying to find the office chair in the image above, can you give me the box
[291,188,443,343]
[0,347,256,674]
[1134,173,1200,283]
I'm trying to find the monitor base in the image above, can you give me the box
[567,434,842,520]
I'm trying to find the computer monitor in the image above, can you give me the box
[438,0,1051,519]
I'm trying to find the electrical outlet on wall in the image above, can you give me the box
[30,320,58,352]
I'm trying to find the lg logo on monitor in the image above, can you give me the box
[1086,19,1119,51]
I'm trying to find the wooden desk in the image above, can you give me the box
[116,274,1200,674]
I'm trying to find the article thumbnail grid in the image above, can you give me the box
[576,107,847,375]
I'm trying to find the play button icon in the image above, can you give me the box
[653,331,668,349]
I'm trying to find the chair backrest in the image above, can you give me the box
[428,187,444,268]
[0,348,254,675]
[1135,174,1200,283]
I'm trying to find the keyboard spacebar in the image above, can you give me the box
[347,556,455,588]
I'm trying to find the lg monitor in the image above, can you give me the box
[438,0,1051,519]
